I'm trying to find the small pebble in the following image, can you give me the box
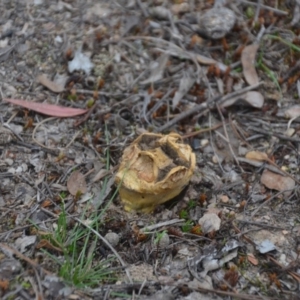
[284,128,295,137]
[199,7,236,39]
[155,233,170,248]
[229,211,235,217]
[8,167,16,174]
[219,195,229,203]
[20,163,29,173]
[5,158,14,166]
[201,139,209,147]
[104,232,119,247]
[16,166,23,174]
[212,155,219,164]
[223,208,229,214]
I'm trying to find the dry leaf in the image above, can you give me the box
[222,91,264,108]
[0,279,9,291]
[224,266,239,287]
[37,74,65,93]
[67,170,87,196]
[241,44,259,86]
[261,169,295,194]
[0,44,15,62]
[172,69,195,109]
[149,6,170,20]
[196,54,217,65]
[284,105,300,119]
[171,3,189,14]
[36,239,63,253]
[4,98,88,117]
[245,151,269,162]
[140,54,169,84]
[68,51,94,75]
[198,213,221,234]
[247,253,258,265]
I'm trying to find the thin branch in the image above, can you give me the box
[157,83,262,132]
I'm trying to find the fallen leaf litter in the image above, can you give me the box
[0,1,300,299]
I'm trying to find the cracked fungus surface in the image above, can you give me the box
[115,133,196,213]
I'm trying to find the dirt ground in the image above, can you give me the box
[1,0,300,299]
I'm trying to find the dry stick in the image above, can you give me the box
[240,0,288,15]
[34,268,44,300]
[28,275,40,300]
[157,83,262,132]
[216,104,242,171]
[182,122,223,139]
[267,255,300,283]
[248,126,300,143]
[195,287,273,300]
[235,219,286,230]
[252,0,261,26]
[229,116,252,148]
[250,189,295,218]
[74,103,98,127]
[0,242,52,275]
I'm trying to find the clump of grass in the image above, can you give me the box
[34,125,120,288]
[45,205,116,288]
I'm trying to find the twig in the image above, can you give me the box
[32,117,58,150]
[0,242,52,275]
[74,103,98,127]
[248,126,300,143]
[240,0,288,15]
[252,0,261,27]
[141,219,185,232]
[182,123,223,139]
[196,287,274,300]
[235,220,286,230]
[251,189,295,218]
[216,104,242,171]
[32,117,81,154]
[267,255,300,283]
[157,83,262,132]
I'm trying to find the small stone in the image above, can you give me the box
[137,220,144,227]
[279,254,288,266]
[21,163,28,172]
[16,166,23,174]
[199,213,221,234]
[0,126,13,145]
[156,233,170,248]
[229,211,235,217]
[188,276,213,289]
[8,167,16,174]
[219,195,229,203]
[199,7,236,39]
[200,139,209,147]
[223,208,229,214]
[5,158,14,166]
[284,128,295,137]
[212,155,219,164]
[104,232,119,247]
